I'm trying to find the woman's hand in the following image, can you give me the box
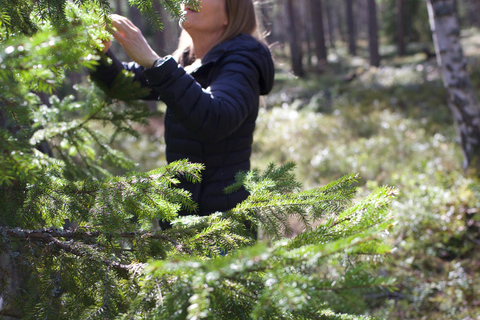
[102,40,112,53]
[110,14,160,68]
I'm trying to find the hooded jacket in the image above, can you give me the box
[92,33,275,215]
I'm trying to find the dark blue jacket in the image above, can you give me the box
[92,34,275,215]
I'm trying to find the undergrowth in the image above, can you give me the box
[102,29,480,319]
[251,31,480,319]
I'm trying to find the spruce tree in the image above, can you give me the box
[1,1,396,319]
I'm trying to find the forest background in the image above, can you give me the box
[108,0,480,318]
[1,0,480,319]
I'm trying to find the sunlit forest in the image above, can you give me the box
[1,0,480,319]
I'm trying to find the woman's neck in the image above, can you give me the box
[189,30,225,59]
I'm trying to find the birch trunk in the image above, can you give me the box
[427,0,480,172]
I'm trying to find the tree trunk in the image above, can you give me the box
[427,0,480,172]
[115,0,122,15]
[336,0,346,42]
[325,0,336,49]
[397,0,406,55]
[0,251,23,320]
[310,0,328,69]
[367,0,380,67]
[152,2,167,56]
[304,0,314,68]
[259,1,273,42]
[286,0,304,77]
[0,107,25,320]
[129,5,145,31]
[358,0,368,41]
[468,0,480,28]
[345,0,356,56]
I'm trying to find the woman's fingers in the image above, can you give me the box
[111,14,139,37]
[102,40,112,53]
[108,14,160,68]
[111,31,124,46]
[111,19,129,37]
[110,15,137,47]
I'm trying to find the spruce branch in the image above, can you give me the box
[1,2,397,318]
[0,226,196,257]
[1,226,132,273]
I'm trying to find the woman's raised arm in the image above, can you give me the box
[110,14,160,69]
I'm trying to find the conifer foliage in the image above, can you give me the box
[1,1,396,319]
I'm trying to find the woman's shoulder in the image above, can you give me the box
[203,34,270,64]
[209,34,274,95]
[225,33,265,49]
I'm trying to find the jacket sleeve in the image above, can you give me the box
[144,54,261,142]
[90,50,159,100]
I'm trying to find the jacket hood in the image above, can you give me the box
[201,34,275,95]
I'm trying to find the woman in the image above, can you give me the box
[92,0,275,220]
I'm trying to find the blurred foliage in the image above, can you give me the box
[2,0,480,318]
[248,28,480,319]
[380,0,432,45]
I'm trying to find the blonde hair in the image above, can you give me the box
[174,0,260,65]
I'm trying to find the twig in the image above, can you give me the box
[0,226,190,258]
[2,227,133,273]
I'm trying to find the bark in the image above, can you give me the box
[0,246,31,320]
[467,0,480,27]
[336,0,346,42]
[397,0,406,55]
[1,103,50,319]
[286,0,305,76]
[358,0,368,40]
[115,0,122,15]
[310,0,328,68]
[266,1,282,44]
[345,0,357,55]
[304,0,313,67]
[259,1,273,40]
[427,0,480,172]
[367,0,380,67]
[325,0,336,49]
